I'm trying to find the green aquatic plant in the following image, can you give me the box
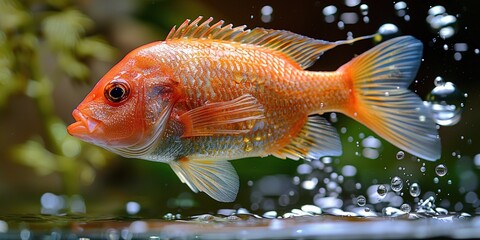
[0,0,116,196]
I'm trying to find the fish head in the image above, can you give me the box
[67,47,177,153]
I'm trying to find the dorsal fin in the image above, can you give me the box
[166,16,375,69]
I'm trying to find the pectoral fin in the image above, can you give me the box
[179,94,265,137]
[170,157,239,202]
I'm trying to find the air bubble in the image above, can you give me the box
[359,4,368,15]
[454,43,468,52]
[376,23,400,42]
[435,164,448,177]
[400,203,411,213]
[261,5,273,15]
[391,176,403,192]
[434,76,445,87]
[474,154,480,168]
[356,195,366,206]
[409,183,421,197]
[396,151,405,160]
[428,5,446,16]
[323,5,337,23]
[377,184,387,196]
[394,1,407,17]
[345,0,361,7]
[260,5,273,23]
[425,81,466,126]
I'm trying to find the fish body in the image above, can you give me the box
[67,17,441,202]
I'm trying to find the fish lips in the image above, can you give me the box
[67,109,103,138]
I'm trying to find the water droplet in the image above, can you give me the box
[322,5,337,23]
[340,12,359,24]
[428,5,446,16]
[447,179,452,184]
[377,184,388,196]
[454,43,468,52]
[341,165,357,177]
[362,136,382,148]
[345,0,361,7]
[329,112,338,123]
[409,183,421,197]
[261,5,273,15]
[434,76,445,87]
[376,23,400,42]
[435,164,448,177]
[420,166,426,173]
[433,177,439,184]
[359,4,368,15]
[394,1,407,17]
[391,176,403,192]
[400,203,411,213]
[394,1,407,11]
[425,81,466,126]
[396,151,405,160]
[297,163,313,175]
[357,195,366,206]
[474,154,480,168]
[453,52,462,61]
[301,178,318,190]
[323,5,337,15]
[126,201,141,215]
[261,15,272,23]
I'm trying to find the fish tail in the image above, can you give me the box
[339,36,441,160]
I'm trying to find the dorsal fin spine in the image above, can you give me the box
[166,16,374,69]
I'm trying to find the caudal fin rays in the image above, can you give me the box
[341,36,441,161]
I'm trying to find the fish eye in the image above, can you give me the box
[105,80,130,103]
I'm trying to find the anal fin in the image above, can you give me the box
[272,115,342,160]
[170,157,239,202]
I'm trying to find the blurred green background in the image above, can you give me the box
[0,0,479,217]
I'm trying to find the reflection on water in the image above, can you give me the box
[0,211,479,239]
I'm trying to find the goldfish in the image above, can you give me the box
[67,17,441,202]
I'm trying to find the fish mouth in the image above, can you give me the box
[67,109,102,137]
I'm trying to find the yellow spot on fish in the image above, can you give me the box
[244,141,253,152]
[234,73,243,84]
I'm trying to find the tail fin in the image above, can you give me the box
[340,36,441,160]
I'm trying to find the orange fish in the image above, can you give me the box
[67,17,441,202]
